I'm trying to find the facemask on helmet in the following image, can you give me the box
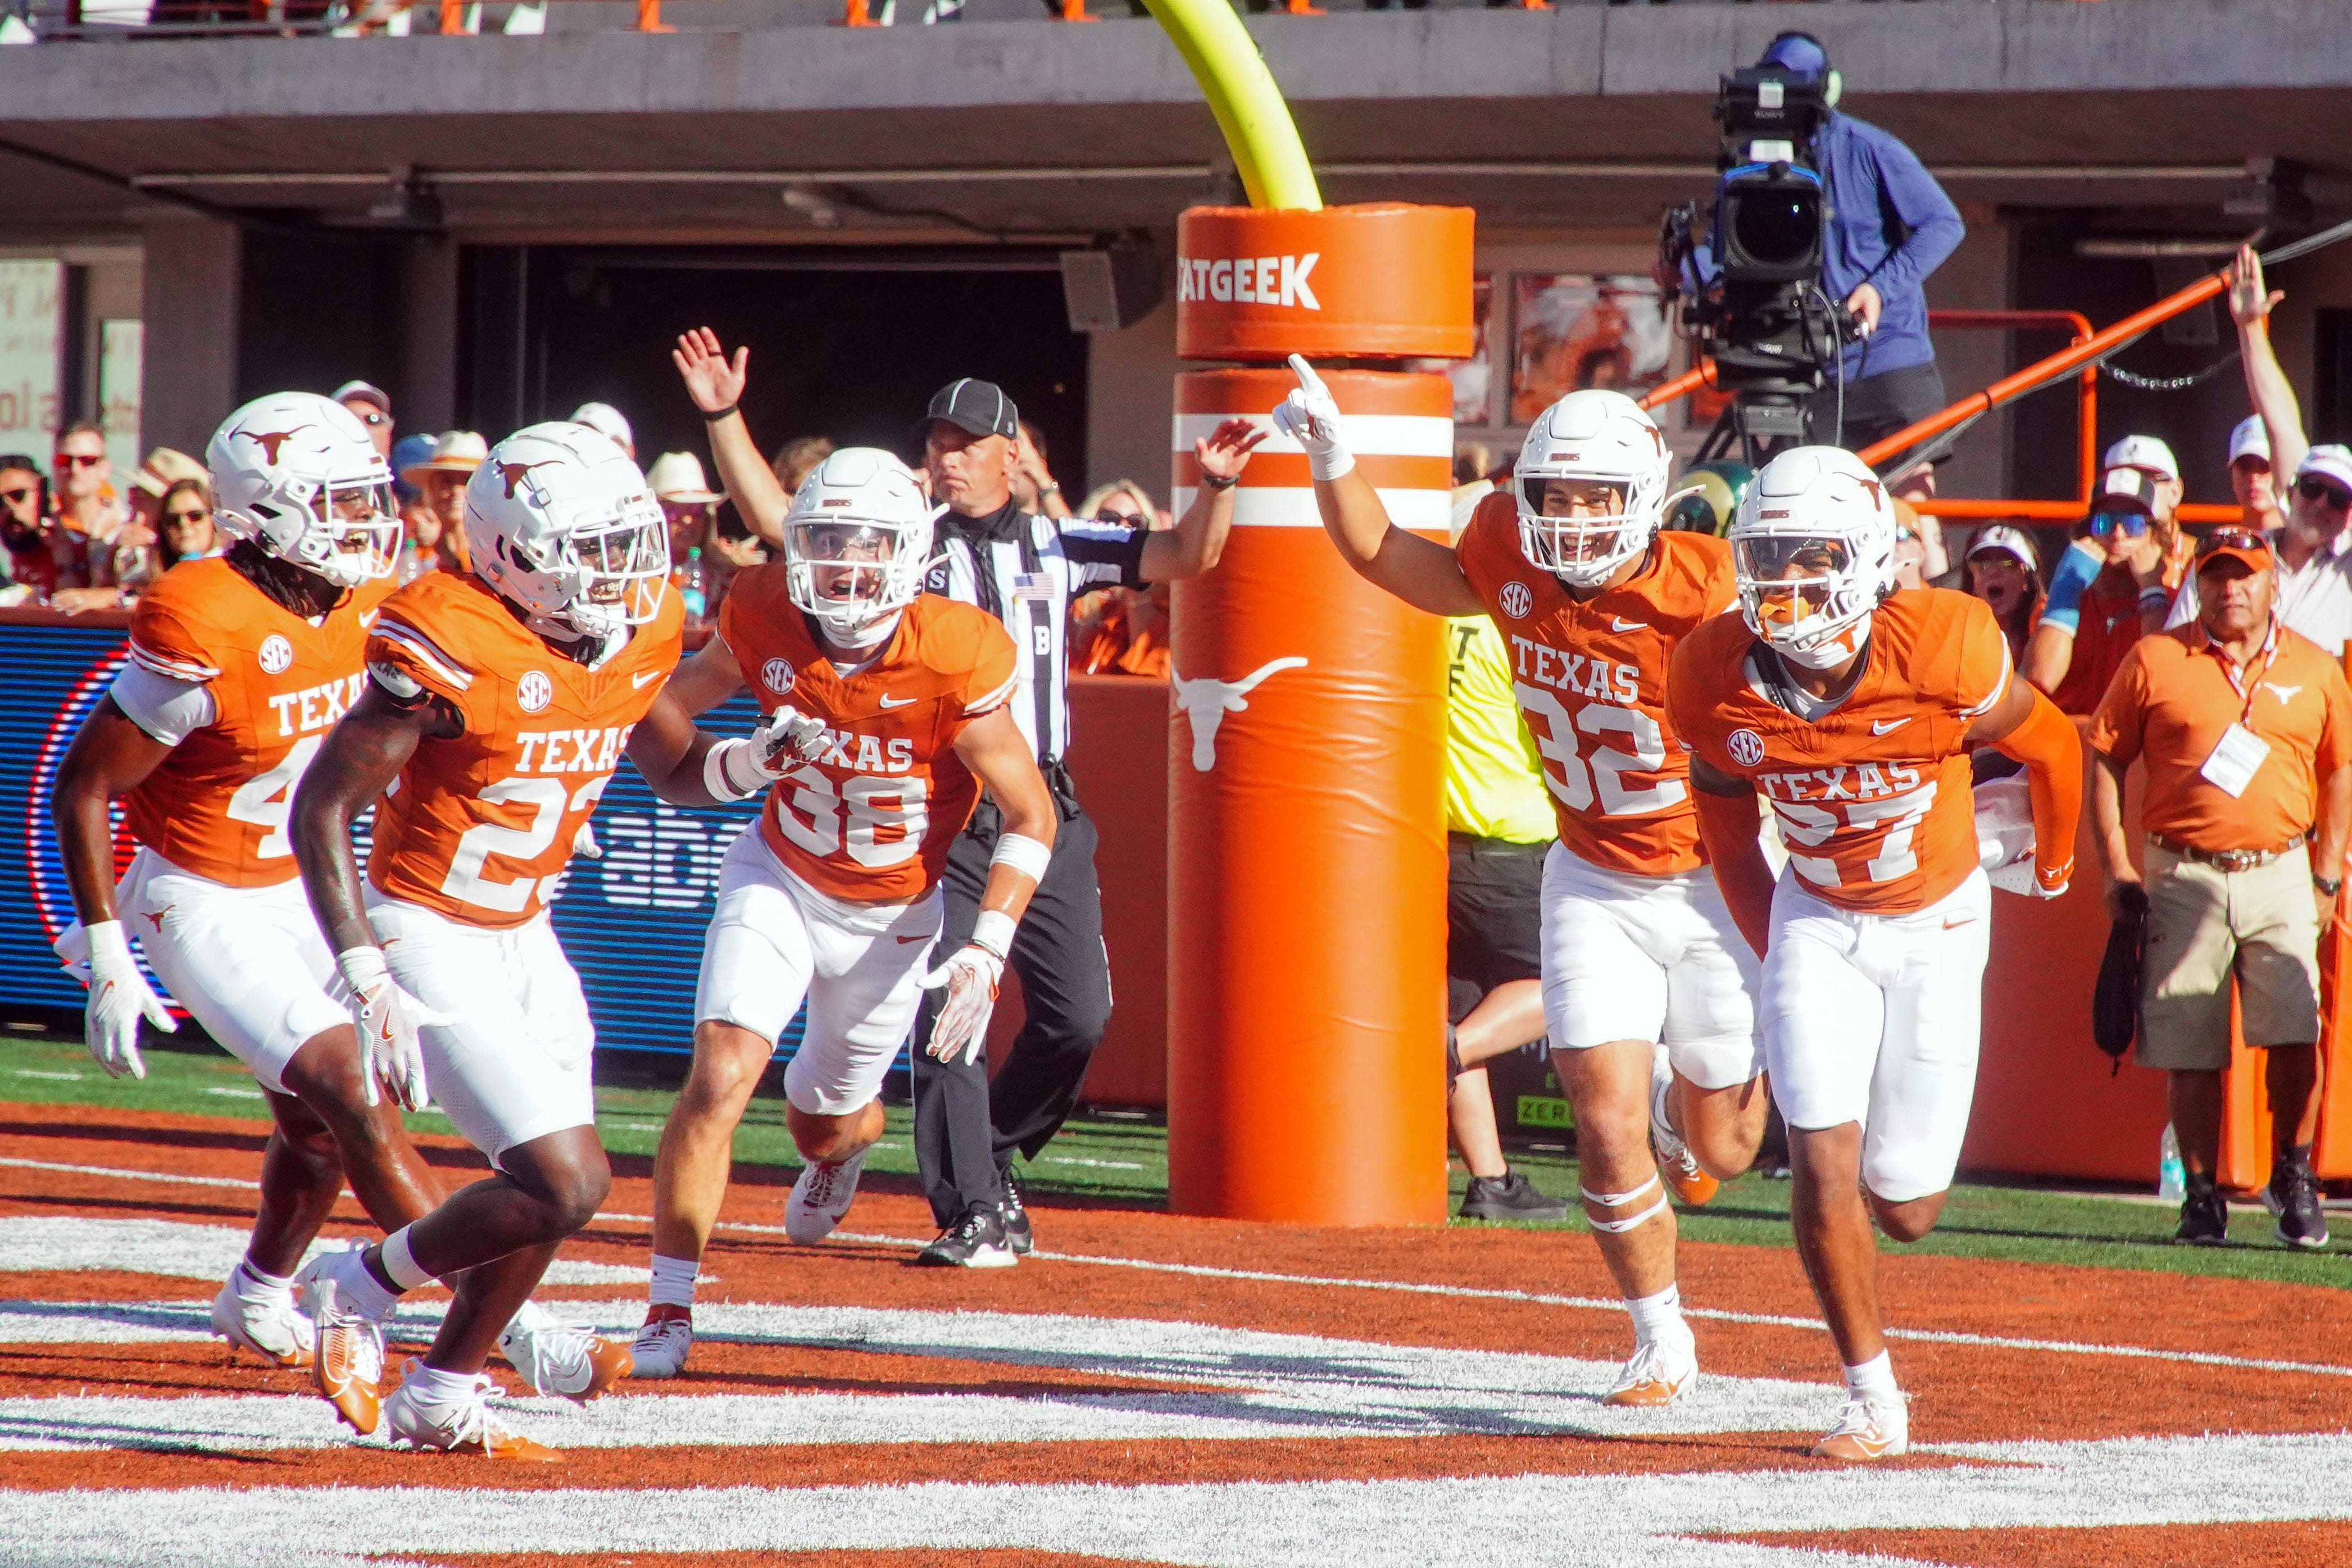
[1514,389,1672,587]
[1731,446,1897,670]
[206,392,398,590]
[465,423,669,645]
[782,448,938,647]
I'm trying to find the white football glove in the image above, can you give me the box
[337,946,451,1112]
[80,920,174,1080]
[920,938,1007,1067]
[710,706,830,799]
[1270,353,1354,481]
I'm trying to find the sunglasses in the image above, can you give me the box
[0,487,34,506]
[56,452,103,470]
[1095,510,1148,528]
[164,508,211,526]
[2087,510,2150,538]
[2196,527,2271,560]
[2296,475,2352,509]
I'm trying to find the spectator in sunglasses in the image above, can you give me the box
[2026,462,2187,715]
[0,454,52,599]
[155,479,219,568]
[43,424,155,610]
[1068,480,1172,677]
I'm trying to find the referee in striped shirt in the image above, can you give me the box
[908,379,1256,1264]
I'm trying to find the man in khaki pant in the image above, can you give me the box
[2089,526,2352,1247]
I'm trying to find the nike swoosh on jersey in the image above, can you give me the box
[359,610,379,628]
[1610,617,1645,633]
[879,694,916,708]
[632,670,662,689]
[1871,717,1914,735]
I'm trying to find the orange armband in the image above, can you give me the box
[1693,787,1776,958]
[1991,685,2083,896]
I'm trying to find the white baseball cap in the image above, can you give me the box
[2297,444,2352,496]
[570,402,634,456]
[2228,416,2271,467]
[2103,434,2179,482]
[1967,523,2040,572]
[646,450,721,505]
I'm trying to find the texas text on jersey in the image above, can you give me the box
[1454,492,1737,878]
[717,561,1019,905]
[1668,587,2014,915]
[121,558,398,887]
[363,567,685,927]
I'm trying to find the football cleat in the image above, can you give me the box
[295,1251,387,1437]
[785,1148,868,1244]
[497,1308,633,1404]
[210,1264,315,1369]
[998,1165,1034,1257]
[381,1360,560,1461]
[630,1303,694,1380]
[1813,1391,1910,1461]
[914,1203,1018,1269]
[1651,1058,1719,1207]
[1603,1335,1698,1408]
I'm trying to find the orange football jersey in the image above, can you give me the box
[1668,588,2013,915]
[365,570,683,929]
[718,565,1018,905]
[1453,493,1737,877]
[121,557,397,888]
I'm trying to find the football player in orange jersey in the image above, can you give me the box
[612,448,1060,1378]
[48,392,440,1373]
[1667,446,2082,1461]
[1281,358,1770,1407]
[289,422,680,1459]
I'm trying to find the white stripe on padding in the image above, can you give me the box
[0,1216,642,1287]
[370,619,474,691]
[1172,412,1454,459]
[1170,485,1450,530]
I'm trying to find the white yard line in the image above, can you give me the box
[11,1155,2349,1380]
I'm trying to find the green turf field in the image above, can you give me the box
[3,1027,2345,1287]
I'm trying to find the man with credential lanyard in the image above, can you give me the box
[909,378,1256,1265]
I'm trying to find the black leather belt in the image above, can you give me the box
[2149,831,2305,872]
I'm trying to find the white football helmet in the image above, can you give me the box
[206,392,397,590]
[782,447,939,644]
[1515,389,1672,587]
[1731,446,1897,670]
[465,422,668,643]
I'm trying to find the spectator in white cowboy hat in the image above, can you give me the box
[333,380,395,460]
[571,402,635,461]
[398,431,489,574]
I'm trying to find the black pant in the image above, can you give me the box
[910,793,1113,1228]
[1806,358,1947,470]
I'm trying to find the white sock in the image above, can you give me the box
[234,1257,293,1300]
[403,1361,480,1405]
[328,1247,401,1322]
[1843,1350,1899,1401]
[379,1226,435,1291]
[649,1254,699,1311]
[1625,1283,1687,1347]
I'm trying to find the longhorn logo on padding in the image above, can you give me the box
[1171,657,1308,773]
[497,460,563,499]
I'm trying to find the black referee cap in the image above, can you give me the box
[918,378,1019,442]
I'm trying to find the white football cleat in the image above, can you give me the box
[1814,1390,1910,1461]
[380,1360,559,1461]
[497,1305,633,1404]
[1650,1055,1719,1207]
[630,1305,694,1379]
[293,1247,386,1435]
[785,1148,868,1243]
[210,1265,314,1369]
[1603,1333,1698,1407]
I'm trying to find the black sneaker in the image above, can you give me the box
[914,1203,1016,1269]
[2176,1176,2230,1246]
[1457,1169,1568,1223]
[997,1165,1034,1256]
[2265,1153,2331,1249]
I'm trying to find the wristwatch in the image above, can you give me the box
[2317,874,2343,898]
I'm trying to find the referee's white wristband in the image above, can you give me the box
[989,831,1052,884]
[970,908,1018,961]
[703,737,766,803]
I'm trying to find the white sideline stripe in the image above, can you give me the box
[0,1217,642,1287]
[0,1156,258,1191]
[18,1157,2351,1381]
[1172,412,1454,458]
[9,1432,2352,1568]
[1169,485,1450,529]
[0,1297,1838,1449]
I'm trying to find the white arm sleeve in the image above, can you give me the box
[106,663,217,746]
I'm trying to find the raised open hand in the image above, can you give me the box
[1195,417,1268,484]
[673,326,749,415]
